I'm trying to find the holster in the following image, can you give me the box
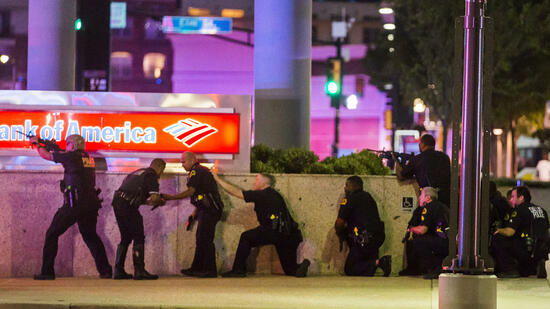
[191,192,223,212]
[351,228,373,248]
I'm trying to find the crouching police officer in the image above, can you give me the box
[162,152,224,278]
[111,158,166,280]
[399,187,449,279]
[32,134,112,280]
[213,173,310,278]
[491,186,548,278]
[334,176,391,276]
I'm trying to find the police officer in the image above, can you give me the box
[213,173,310,278]
[488,181,511,248]
[489,181,511,230]
[334,176,391,276]
[31,134,112,280]
[526,200,550,278]
[162,152,223,278]
[111,158,166,280]
[492,186,548,278]
[396,134,451,207]
[399,187,449,279]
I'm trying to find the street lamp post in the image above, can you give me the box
[439,1,497,308]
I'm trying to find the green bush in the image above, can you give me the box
[250,144,389,175]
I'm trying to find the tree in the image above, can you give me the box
[365,0,462,151]
[365,0,550,169]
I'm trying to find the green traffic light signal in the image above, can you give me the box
[326,81,340,95]
[325,57,342,97]
[75,18,82,31]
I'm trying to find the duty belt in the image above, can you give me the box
[114,190,143,207]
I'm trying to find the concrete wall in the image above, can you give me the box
[0,171,419,278]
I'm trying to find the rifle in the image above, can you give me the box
[17,130,62,152]
[366,149,413,165]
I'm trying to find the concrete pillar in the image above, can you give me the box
[506,129,513,178]
[254,0,312,149]
[496,135,502,177]
[439,274,497,309]
[27,0,76,90]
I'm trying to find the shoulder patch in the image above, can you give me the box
[190,170,196,177]
[82,156,95,168]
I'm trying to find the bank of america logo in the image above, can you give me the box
[163,118,218,147]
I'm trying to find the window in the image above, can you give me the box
[110,51,132,79]
[144,18,164,39]
[112,17,133,38]
[143,53,165,79]
[312,26,318,43]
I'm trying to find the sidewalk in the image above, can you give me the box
[0,275,548,309]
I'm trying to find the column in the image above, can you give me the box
[254,0,312,149]
[27,0,76,90]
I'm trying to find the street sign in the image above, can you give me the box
[162,16,232,34]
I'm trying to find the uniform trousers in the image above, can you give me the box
[189,209,220,274]
[405,234,448,274]
[232,226,303,275]
[41,204,111,276]
[344,234,384,276]
[113,200,145,247]
[490,234,531,276]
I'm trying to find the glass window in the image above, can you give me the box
[112,17,133,38]
[111,51,132,79]
[144,18,164,39]
[143,53,165,79]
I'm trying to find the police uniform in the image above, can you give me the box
[526,204,550,277]
[112,167,160,278]
[229,187,304,276]
[400,149,451,207]
[489,191,511,231]
[490,202,532,276]
[186,163,224,276]
[337,190,385,276]
[38,150,111,278]
[403,200,449,275]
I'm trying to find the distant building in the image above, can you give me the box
[0,0,392,158]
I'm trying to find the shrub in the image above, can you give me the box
[251,144,389,175]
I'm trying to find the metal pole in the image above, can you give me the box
[440,2,496,308]
[332,38,342,157]
[452,0,486,274]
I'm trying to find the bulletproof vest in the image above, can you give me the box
[63,150,96,191]
[527,205,549,240]
[118,168,153,206]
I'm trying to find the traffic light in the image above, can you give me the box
[326,57,342,97]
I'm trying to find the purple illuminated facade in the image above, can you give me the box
[167,33,390,158]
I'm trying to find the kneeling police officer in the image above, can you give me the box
[334,176,391,276]
[213,173,310,278]
[400,187,449,279]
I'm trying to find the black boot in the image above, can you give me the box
[378,255,392,277]
[133,244,158,280]
[114,244,133,280]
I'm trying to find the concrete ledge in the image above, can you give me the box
[0,171,419,278]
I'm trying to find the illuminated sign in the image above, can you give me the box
[0,110,240,154]
[162,16,232,34]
